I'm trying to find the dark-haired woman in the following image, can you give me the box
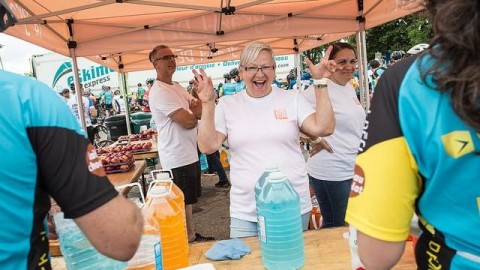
[302,42,366,228]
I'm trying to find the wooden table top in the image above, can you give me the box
[51,227,416,269]
[188,227,416,269]
[112,139,158,160]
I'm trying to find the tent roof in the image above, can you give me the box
[6,0,421,72]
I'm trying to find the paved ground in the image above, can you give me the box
[192,173,231,240]
[131,170,231,241]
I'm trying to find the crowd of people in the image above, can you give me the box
[1,0,479,269]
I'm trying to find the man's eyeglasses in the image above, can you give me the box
[153,54,178,62]
[335,59,358,67]
[244,65,275,74]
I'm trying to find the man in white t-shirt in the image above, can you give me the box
[148,45,214,242]
[67,85,97,144]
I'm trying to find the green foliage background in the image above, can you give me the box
[303,11,433,64]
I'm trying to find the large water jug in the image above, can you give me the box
[144,185,189,270]
[149,170,184,209]
[254,164,280,203]
[53,212,127,270]
[256,172,305,270]
[126,213,163,270]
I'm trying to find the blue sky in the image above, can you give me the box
[0,33,52,75]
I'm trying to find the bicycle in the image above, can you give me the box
[92,123,114,148]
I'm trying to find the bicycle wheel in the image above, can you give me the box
[96,140,114,148]
[94,125,109,141]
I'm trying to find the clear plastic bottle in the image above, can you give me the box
[256,172,305,270]
[126,213,163,270]
[144,185,189,270]
[53,212,127,270]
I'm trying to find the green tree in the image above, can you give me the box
[302,11,433,64]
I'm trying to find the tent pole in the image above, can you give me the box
[356,20,370,112]
[118,67,132,135]
[66,19,87,133]
[69,50,87,132]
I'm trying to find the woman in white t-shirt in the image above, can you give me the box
[194,41,336,238]
[301,42,366,228]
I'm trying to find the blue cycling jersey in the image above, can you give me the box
[0,70,117,270]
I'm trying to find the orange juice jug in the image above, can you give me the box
[144,185,189,270]
[149,170,184,209]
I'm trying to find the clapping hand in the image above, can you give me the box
[192,68,215,103]
[304,45,338,79]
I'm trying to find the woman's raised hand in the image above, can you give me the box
[192,68,215,103]
[304,45,338,79]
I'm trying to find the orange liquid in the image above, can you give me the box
[145,195,189,270]
[147,182,185,210]
[125,263,155,270]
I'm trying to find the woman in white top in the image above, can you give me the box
[302,42,366,228]
[193,41,336,238]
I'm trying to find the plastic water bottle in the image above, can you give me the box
[256,172,305,270]
[126,214,163,270]
[144,185,189,270]
[199,153,208,171]
[53,212,127,270]
[254,164,280,203]
[348,226,366,270]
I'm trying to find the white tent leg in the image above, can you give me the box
[356,22,370,112]
[294,53,302,91]
[69,48,87,133]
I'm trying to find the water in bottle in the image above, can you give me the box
[144,185,189,270]
[53,212,127,270]
[256,172,305,270]
[254,164,280,203]
[126,214,163,270]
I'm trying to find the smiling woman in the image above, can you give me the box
[194,40,336,239]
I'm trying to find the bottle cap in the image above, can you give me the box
[264,163,279,172]
[156,172,170,180]
[266,172,286,183]
[148,185,168,198]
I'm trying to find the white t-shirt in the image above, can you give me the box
[301,79,366,181]
[149,80,198,170]
[67,95,93,127]
[113,96,125,113]
[215,87,314,222]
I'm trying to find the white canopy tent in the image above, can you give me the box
[4,0,422,132]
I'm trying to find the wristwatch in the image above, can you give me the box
[313,79,328,88]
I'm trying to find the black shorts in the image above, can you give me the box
[104,103,113,110]
[171,162,202,205]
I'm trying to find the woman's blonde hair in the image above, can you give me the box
[239,41,276,68]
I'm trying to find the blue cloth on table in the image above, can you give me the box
[204,238,251,261]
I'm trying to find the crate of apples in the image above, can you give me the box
[117,135,130,142]
[100,151,135,174]
[129,141,153,153]
[139,129,156,140]
[129,134,141,141]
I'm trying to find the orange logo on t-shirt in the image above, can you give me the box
[274,108,288,120]
[350,164,365,197]
[86,144,106,177]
